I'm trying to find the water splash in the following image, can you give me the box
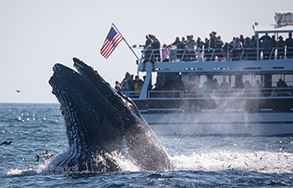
[5,149,293,176]
[6,163,48,176]
[110,151,140,172]
[170,150,293,173]
[5,151,141,176]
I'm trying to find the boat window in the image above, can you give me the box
[285,75,293,87]
[272,74,293,87]
[211,75,264,88]
[272,74,282,87]
[153,72,184,91]
[199,75,208,87]
[254,75,262,87]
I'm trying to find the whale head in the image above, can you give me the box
[48,59,171,172]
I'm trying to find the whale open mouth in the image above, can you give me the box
[48,58,172,172]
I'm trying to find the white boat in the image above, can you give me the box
[125,15,293,136]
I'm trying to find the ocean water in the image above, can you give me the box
[0,103,293,187]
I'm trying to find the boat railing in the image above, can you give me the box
[124,91,141,98]
[148,90,183,98]
[145,87,293,99]
[140,47,293,63]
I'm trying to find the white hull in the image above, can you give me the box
[142,113,293,136]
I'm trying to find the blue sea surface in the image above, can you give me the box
[0,103,293,187]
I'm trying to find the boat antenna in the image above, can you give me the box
[112,23,140,61]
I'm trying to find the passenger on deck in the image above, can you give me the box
[115,81,121,92]
[144,34,153,49]
[276,36,286,59]
[161,44,170,62]
[151,35,161,62]
[134,79,143,96]
[244,37,252,60]
[210,79,219,90]
[203,38,210,61]
[260,33,272,60]
[220,79,230,89]
[209,32,217,49]
[185,35,196,61]
[244,80,252,89]
[254,80,261,88]
[120,81,130,94]
[121,72,134,91]
[222,42,232,61]
[250,35,257,60]
[177,37,186,60]
[215,36,223,61]
[232,37,242,49]
[232,37,243,61]
[128,75,135,91]
[239,34,245,44]
[208,32,217,61]
[142,34,157,71]
[277,78,288,88]
[196,37,204,61]
[285,32,293,59]
[142,35,154,71]
[218,79,230,96]
[196,37,204,49]
[121,72,131,84]
[172,37,180,48]
[133,75,139,86]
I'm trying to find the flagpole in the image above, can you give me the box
[112,23,140,61]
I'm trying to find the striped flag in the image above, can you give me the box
[100,26,123,59]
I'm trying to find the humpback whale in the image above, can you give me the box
[48,58,171,172]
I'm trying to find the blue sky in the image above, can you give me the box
[0,0,292,103]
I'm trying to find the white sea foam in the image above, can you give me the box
[6,150,292,175]
[170,150,293,173]
[110,151,140,172]
[6,163,48,176]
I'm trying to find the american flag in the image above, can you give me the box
[100,26,123,59]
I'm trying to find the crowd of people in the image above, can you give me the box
[115,72,290,98]
[117,32,293,96]
[142,32,293,64]
[115,72,144,95]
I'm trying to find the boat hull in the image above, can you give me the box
[141,113,293,136]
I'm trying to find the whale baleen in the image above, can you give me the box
[48,58,171,172]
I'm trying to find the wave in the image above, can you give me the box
[4,150,292,177]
